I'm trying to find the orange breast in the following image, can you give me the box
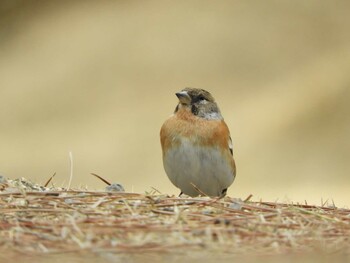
[160,108,235,173]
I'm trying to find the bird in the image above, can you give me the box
[160,88,236,197]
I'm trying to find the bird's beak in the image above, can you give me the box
[175,91,191,105]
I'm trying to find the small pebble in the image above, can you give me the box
[106,183,125,192]
[229,202,242,210]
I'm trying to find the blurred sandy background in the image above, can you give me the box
[1,1,349,206]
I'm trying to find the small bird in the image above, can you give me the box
[160,88,236,197]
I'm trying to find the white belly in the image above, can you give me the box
[163,139,235,197]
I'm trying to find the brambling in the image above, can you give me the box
[160,88,236,197]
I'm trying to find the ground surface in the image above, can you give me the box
[0,178,349,262]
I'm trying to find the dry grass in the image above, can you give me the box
[0,177,349,257]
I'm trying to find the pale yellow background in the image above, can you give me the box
[1,1,349,206]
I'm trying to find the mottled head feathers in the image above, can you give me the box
[174,88,222,120]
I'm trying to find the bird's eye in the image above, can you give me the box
[198,95,206,101]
